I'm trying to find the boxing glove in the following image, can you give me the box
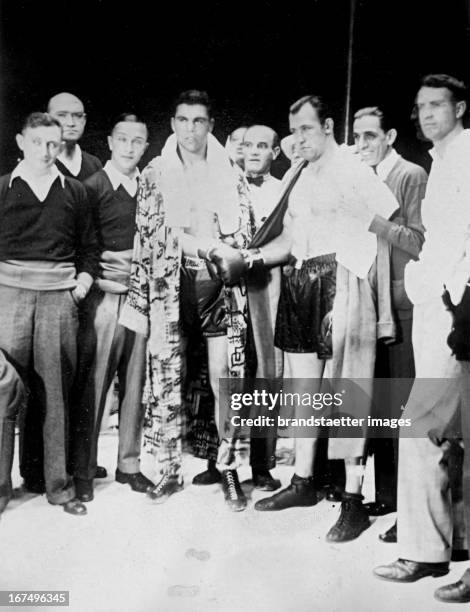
[208,244,247,286]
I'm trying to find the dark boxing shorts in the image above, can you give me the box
[274,253,336,357]
[180,256,227,338]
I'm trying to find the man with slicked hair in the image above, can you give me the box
[48,92,102,181]
[120,90,257,510]
[353,105,426,535]
[374,74,470,604]
[71,114,153,503]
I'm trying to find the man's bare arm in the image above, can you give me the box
[258,225,293,266]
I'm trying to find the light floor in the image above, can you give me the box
[0,432,466,612]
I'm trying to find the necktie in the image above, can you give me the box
[246,175,264,187]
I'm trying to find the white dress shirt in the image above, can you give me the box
[376,148,400,182]
[246,173,282,227]
[405,129,470,305]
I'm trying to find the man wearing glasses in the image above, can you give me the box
[48,92,102,182]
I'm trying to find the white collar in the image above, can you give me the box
[9,161,65,188]
[429,128,470,161]
[376,148,399,181]
[9,161,65,202]
[104,160,140,196]
[57,143,82,176]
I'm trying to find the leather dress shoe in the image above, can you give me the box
[95,466,107,479]
[115,469,154,492]
[75,478,94,502]
[379,521,397,543]
[373,558,449,582]
[254,474,318,511]
[221,470,247,512]
[326,492,370,542]
[192,467,222,485]
[434,580,470,603]
[49,498,87,516]
[364,501,396,516]
[252,470,281,491]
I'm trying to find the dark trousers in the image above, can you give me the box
[0,351,26,512]
[372,315,414,508]
[20,390,44,487]
[0,286,77,505]
[250,433,277,471]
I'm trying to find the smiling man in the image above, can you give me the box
[353,106,426,530]
[0,112,99,516]
[71,114,152,502]
[48,92,102,181]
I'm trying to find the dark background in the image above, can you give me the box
[1,0,470,175]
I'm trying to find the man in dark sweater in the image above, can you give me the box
[71,114,153,502]
[21,93,103,490]
[0,112,99,515]
[353,106,427,537]
[48,92,102,182]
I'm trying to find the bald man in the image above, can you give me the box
[243,125,281,225]
[242,125,283,486]
[48,92,102,182]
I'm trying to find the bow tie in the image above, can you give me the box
[246,175,264,187]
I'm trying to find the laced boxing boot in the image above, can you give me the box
[147,473,184,503]
[221,469,247,511]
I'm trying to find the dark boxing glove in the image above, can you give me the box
[443,284,470,361]
[208,244,247,286]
